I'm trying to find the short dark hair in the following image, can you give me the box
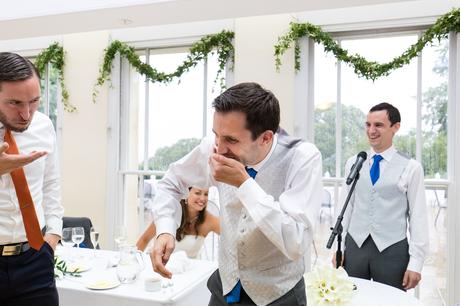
[0,52,40,88]
[369,102,401,126]
[212,82,280,140]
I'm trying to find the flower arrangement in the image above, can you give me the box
[54,256,82,279]
[306,266,355,306]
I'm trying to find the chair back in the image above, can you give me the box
[62,216,97,249]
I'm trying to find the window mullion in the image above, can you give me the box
[336,40,343,179]
[416,32,423,163]
[203,57,208,137]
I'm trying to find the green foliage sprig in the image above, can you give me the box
[274,7,460,80]
[93,30,235,102]
[35,43,77,113]
[54,256,82,278]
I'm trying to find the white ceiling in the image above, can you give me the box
[0,0,173,21]
[0,0,421,40]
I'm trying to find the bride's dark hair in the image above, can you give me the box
[175,188,206,241]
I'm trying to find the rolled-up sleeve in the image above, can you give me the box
[153,137,214,238]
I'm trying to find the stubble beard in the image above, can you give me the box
[0,109,30,133]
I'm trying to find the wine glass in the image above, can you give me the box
[61,227,74,260]
[114,225,127,250]
[90,227,100,257]
[71,227,85,250]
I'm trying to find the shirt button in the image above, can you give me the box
[242,214,247,219]
[240,228,245,234]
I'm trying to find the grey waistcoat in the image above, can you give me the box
[217,133,305,306]
[348,151,410,252]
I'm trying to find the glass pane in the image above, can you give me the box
[38,64,59,129]
[206,52,223,137]
[142,50,204,172]
[124,46,225,233]
[422,39,448,179]
[340,35,419,170]
[314,43,337,177]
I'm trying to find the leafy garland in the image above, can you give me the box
[35,43,77,113]
[93,30,235,102]
[54,256,82,278]
[274,7,460,81]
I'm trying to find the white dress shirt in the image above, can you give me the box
[153,133,323,261]
[340,145,429,273]
[0,112,64,244]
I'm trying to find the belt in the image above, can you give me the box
[0,242,30,256]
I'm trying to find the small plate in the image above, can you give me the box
[66,262,91,273]
[86,280,120,290]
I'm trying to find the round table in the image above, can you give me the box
[349,277,425,306]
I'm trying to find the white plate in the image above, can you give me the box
[86,280,121,290]
[66,262,91,273]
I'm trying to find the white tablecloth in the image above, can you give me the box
[56,247,217,306]
[349,277,425,306]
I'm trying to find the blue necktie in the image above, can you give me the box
[245,167,257,179]
[225,167,257,304]
[370,154,383,185]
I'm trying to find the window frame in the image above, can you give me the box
[106,35,234,248]
[294,23,455,304]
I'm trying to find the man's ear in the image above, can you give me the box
[260,130,274,145]
[392,122,401,134]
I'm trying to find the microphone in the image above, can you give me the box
[346,151,367,185]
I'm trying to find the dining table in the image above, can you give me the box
[347,277,425,306]
[56,247,217,306]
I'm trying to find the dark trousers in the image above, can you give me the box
[207,269,306,306]
[0,242,58,306]
[344,234,409,290]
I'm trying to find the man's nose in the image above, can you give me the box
[215,138,227,155]
[19,105,31,120]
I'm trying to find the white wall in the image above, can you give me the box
[233,14,295,133]
[60,31,110,247]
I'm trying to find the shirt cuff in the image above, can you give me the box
[155,217,177,239]
[46,217,63,237]
[407,256,423,273]
[236,178,272,220]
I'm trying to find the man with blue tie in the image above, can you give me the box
[152,82,323,305]
[333,102,429,291]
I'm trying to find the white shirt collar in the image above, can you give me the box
[246,133,278,172]
[370,145,396,162]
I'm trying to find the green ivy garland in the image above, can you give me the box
[274,7,460,80]
[35,43,77,113]
[54,256,82,278]
[93,30,235,102]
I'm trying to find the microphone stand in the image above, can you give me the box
[326,173,360,269]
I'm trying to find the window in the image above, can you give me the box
[308,30,448,305]
[26,57,60,131]
[116,45,224,237]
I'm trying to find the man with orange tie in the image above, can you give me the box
[333,102,429,291]
[0,52,64,305]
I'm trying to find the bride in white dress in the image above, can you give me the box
[136,187,220,259]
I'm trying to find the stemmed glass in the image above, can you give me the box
[71,227,85,250]
[61,227,75,260]
[90,227,100,257]
[114,225,127,250]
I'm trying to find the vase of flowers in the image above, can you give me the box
[306,266,355,306]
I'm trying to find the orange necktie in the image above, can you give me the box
[4,129,44,250]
